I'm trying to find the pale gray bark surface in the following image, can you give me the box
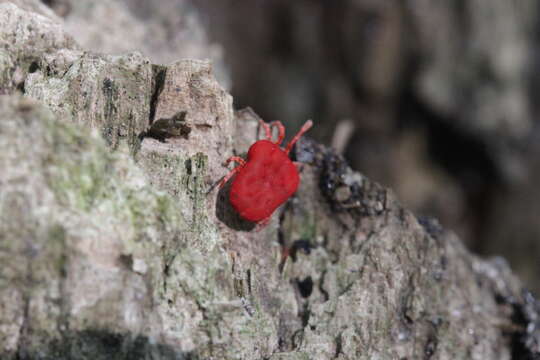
[1,1,539,359]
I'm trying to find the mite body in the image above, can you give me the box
[220,119,313,224]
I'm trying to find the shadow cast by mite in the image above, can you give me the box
[215,179,256,232]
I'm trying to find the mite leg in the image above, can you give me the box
[218,156,246,188]
[285,119,313,155]
[254,215,272,232]
[278,245,291,274]
[269,121,285,145]
[259,119,272,141]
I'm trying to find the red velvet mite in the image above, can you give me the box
[219,119,313,224]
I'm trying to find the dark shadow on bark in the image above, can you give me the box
[12,328,201,360]
[215,178,256,232]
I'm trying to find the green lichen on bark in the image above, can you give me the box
[135,149,220,252]
[0,94,190,358]
[25,51,153,150]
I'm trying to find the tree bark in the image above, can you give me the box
[0,1,539,359]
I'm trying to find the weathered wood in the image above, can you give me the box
[0,1,538,359]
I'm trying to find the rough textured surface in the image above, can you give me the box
[1,1,540,359]
[0,0,76,94]
[191,0,540,296]
[25,50,153,149]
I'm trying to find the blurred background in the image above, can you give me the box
[43,0,540,295]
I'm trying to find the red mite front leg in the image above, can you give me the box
[259,119,273,141]
[218,156,246,188]
[285,120,312,155]
[269,121,285,145]
[259,119,286,145]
